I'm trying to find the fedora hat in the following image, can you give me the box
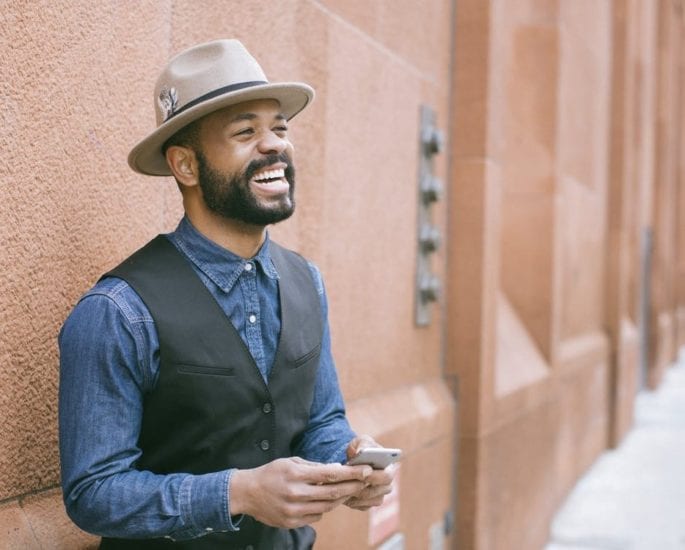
[128,39,314,176]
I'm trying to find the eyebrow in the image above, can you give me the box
[229,112,287,124]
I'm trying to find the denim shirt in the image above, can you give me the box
[58,217,355,541]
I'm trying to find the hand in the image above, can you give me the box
[230,457,372,529]
[344,435,399,511]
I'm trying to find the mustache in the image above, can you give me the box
[244,153,295,182]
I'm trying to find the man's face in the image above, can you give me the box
[193,99,296,226]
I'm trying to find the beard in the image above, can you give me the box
[196,150,296,226]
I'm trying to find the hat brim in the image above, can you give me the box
[128,82,314,176]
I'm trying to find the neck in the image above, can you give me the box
[185,210,267,259]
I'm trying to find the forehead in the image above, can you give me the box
[204,98,284,126]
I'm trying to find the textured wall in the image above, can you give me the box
[1,2,181,545]
[446,1,685,549]
[8,1,681,548]
[1,0,180,501]
[0,1,455,548]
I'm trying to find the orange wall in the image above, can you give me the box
[3,2,685,550]
[446,1,685,549]
[0,1,455,548]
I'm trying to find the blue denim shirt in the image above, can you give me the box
[58,217,355,541]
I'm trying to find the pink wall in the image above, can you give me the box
[446,1,685,549]
[4,2,683,549]
[1,1,455,548]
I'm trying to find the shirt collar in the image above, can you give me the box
[168,216,279,294]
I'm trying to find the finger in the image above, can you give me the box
[287,495,355,519]
[344,482,393,510]
[300,513,324,525]
[282,513,324,529]
[303,463,372,484]
[364,466,396,486]
[289,498,364,524]
[347,498,384,510]
[281,477,368,504]
[346,435,379,460]
[304,479,369,502]
[352,483,393,502]
[289,456,321,467]
[346,482,392,505]
[344,492,387,509]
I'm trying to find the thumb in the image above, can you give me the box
[346,434,379,460]
[289,456,328,468]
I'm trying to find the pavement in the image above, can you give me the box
[544,355,685,550]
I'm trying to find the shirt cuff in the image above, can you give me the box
[179,470,241,536]
[226,469,244,529]
[332,438,354,464]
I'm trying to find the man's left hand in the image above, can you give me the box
[343,435,398,511]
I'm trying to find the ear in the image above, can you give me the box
[165,146,198,188]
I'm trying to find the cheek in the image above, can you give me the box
[209,146,251,174]
[286,142,295,158]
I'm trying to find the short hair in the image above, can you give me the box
[161,119,201,157]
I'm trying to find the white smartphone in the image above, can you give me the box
[347,447,402,469]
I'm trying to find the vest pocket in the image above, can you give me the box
[175,364,236,377]
[291,343,321,368]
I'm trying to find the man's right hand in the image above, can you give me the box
[229,457,373,529]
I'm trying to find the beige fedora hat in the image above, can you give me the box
[128,39,314,176]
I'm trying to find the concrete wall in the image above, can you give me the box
[1,1,455,548]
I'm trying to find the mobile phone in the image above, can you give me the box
[347,447,402,469]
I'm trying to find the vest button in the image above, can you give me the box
[260,439,270,451]
[262,402,272,414]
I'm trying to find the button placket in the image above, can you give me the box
[239,261,266,376]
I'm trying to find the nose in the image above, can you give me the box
[257,130,288,155]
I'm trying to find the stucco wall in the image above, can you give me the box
[4,1,684,549]
[1,1,455,548]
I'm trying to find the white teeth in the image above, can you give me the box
[255,168,285,183]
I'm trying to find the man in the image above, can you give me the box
[59,39,395,549]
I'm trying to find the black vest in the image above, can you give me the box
[99,236,322,550]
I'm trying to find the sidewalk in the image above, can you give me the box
[545,356,685,550]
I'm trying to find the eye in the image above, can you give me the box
[273,125,288,135]
[233,127,255,137]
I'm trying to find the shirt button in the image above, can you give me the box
[248,314,257,324]
[260,439,270,451]
[244,262,253,272]
[262,402,272,414]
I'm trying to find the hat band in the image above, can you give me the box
[168,80,268,121]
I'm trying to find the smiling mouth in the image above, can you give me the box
[252,168,286,184]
